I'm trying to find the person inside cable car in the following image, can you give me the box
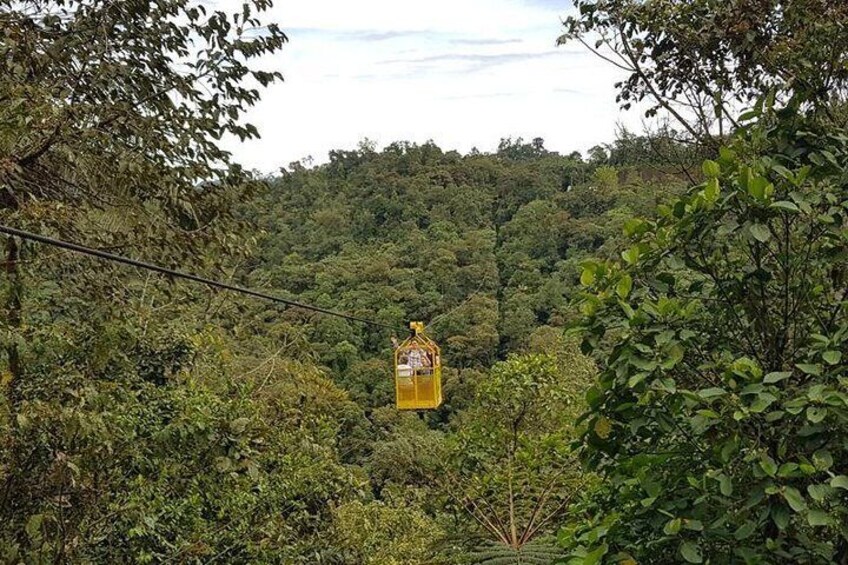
[407,347,429,368]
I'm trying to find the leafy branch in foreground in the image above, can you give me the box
[566,101,848,563]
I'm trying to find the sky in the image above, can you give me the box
[223,0,642,172]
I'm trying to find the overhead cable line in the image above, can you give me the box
[0,224,400,331]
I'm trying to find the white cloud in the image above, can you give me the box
[222,0,641,172]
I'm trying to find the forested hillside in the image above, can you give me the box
[0,126,687,561]
[2,0,847,563]
[243,138,686,402]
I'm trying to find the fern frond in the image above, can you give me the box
[467,539,565,565]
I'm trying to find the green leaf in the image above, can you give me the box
[813,449,833,471]
[822,350,842,365]
[616,274,633,299]
[806,407,827,424]
[830,476,848,490]
[796,363,821,376]
[698,387,726,399]
[748,176,772,200]
[702,160,721,178]
[771,164,794,181]
[580,267,596,287]
[704,178,720,203]
[749,223,771,243]
[782,487,807,512]
[770,200,800,213]
[764,371,792,384]
[760,455,778,477]
[734,520,756,540]
[25,514,43,541]
[664,518,682,535]
[718,474,733,496]
[680,541,703,564]
[230,417,250,434]
[583,543,608,565]
[807,484,831,502]
[771,505,790,530]
[623,218,646,237]
[750,392,776,413]
[807,509,833,527]
[621,246,640,265]
[683,520,703,532]
[778,463,799,478]
[585,386,603,409]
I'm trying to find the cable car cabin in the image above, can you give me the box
[394,322,442,410]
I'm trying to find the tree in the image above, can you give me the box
[333,500,444,565]
[446,345,595,558]
[568,105,848,562]
[560,0,848,145]
[1,0,287,441]
[1,0,286,210]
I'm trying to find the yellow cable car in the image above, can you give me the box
[394,321,442,410]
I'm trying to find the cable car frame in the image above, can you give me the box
[394,322,442,410]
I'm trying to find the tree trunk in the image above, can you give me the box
[5,235,22,406]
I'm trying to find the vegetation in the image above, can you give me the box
[1,0,846,563]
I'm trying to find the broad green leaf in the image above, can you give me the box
[680,541,703,564]
[733,521,756,540]
[718,474,733,496]
[664,518,682,535]
[760,455,778,477]
[617,274,633,299]
[748,176,772,200]
[683,520,703,532]
[806,407,827,424]
[778,463,799,478]
[796,363,821,376]
[621,246,640,265]
[580,267,596,287]
[698,387,726,399]
[830,475,848,490]
[25,514,43,541]
[782,487,807,512]
[586,386,603,408]
[822,350,842,365]
[704,178,720,203]
[813,449,833,471]
[771,164,794,181]
[770,200,800,213]
[807,509,833,527]
[772,505,790,530]
[763,371,791,384]
[627,372,649,388]
[583,543,608,565]
[807,484,831,502]
[749,223,771,243]
[702,160,720,178]
[750,392,776,413]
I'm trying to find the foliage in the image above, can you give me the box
[1,300,367,561]
[0,2,693,559]
[1,0,286,210]
[568,104,848,562]
[468,539,565,565]
[560,0,848,145]
[446,346,595,555]
[247,138,683,397]
[333,500,444,565]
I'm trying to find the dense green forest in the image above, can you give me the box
[2,0,847,563]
